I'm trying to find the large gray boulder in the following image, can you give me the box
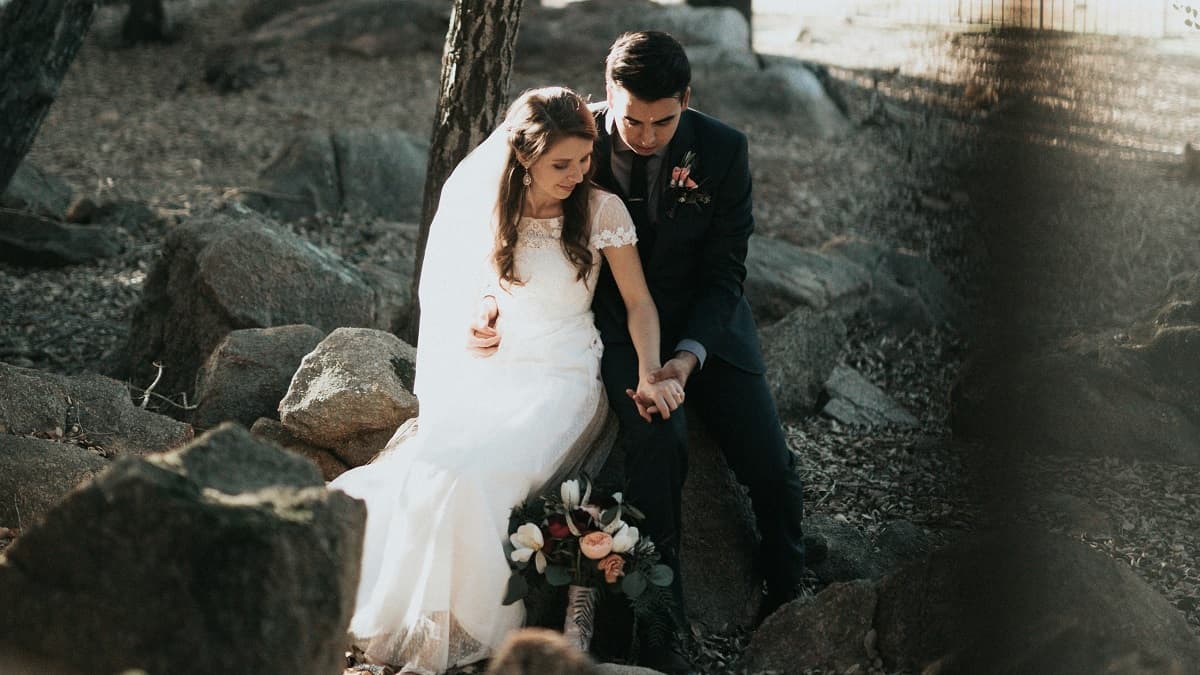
[878,529,1200,672]
[359,259,415,337]
[822,237,967,335]
[744,234,872,324]
[694,60,852,139]
[251,416,349,481]
[193,324,327,431]
[118,207,377,405]
[760,306,845,418]
[953,273,1200,464]
[0,363,194,456]
[243,0,448,55]
[0,162,72,218]
[248,128,428,222]
[0,210,122,267]
[744,529,1200,673]
[803,515,930,586]
[279,327,418,467]
[738,580,877,673]
[0,424,366,675]
[679,419,763,630]
[0,434,109,530]
[518,0,756,80]
[955,350,1200,465]
[822,365,920,429]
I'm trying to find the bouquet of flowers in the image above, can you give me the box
[503,474,675,655]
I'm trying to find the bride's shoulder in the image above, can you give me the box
[588,188,626,215]
[586,188,634,240]
[588,187,619,204]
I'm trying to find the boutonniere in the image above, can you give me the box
[666,150,710,218]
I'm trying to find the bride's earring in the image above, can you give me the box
[522,168,531,187]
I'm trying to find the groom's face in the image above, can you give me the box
[606,83,690,156]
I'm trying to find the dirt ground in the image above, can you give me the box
[3,0,1200,671]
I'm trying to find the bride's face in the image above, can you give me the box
[526,136,594,204]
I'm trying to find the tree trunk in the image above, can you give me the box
[122,0,169,45]
[406,0,524,344]
[0,0,98,194]
[686,0,752,50]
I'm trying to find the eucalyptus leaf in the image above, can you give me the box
[502,572,529,605]
[600,507,618,526]
[545,564,573,587]
[624,504,646,521]
[622,570,647,598]
[648,564,674,587]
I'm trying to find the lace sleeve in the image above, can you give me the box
[589,192,637,250]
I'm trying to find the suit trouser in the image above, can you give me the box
[599,342,807,619]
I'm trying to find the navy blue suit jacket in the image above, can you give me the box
[590,104,765,374]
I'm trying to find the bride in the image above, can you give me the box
[329,86,682,674]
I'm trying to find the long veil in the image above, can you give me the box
[412,129,510,428]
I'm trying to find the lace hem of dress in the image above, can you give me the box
[353,610,489,674]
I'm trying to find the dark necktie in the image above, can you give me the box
[628,153,649,227]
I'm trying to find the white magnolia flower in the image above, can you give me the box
[560,480,581,510]
[611,524,640,554]
[509,523,547,573]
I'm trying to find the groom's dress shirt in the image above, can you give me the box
[605,111,708,369]
[606,112,666,222]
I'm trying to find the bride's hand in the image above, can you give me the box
[625,377,685,422]
[466,295,500,357]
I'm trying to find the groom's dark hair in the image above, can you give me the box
[605,31,691,102]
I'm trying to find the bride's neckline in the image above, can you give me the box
[520,214,563,222]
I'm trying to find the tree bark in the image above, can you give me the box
[0,0,98,194]
[407,0,524,344]
[686,0,752,49]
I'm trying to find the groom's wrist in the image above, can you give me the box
[673,339,706,371]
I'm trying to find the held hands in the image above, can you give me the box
[625,376,685,423]
[623,352,700,421]
[466,295,501,357]
[650,352,699,389]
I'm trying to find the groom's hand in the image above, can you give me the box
[466,295,500,357]
[648,351,700,389]
[625,377,685,422]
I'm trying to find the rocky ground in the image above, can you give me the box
[3,1,1200,673]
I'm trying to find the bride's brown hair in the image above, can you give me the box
[495,87,597,286]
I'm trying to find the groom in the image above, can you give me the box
[590,31,807,669]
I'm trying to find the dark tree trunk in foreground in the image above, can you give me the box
[0,0,97,194]
[686,0,752,49]
[122,0,170,44]
[407,0,524,344]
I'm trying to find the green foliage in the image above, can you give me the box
[648,564,674,587]
[501,571,529,606]
[621,570,648,598]
[508,496,546,534]
[545,564,573,586]
[627,585,677,662]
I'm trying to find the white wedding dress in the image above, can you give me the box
[330,191,636,674]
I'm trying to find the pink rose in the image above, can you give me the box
[579,531,613,560]
[597,554,626,584]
